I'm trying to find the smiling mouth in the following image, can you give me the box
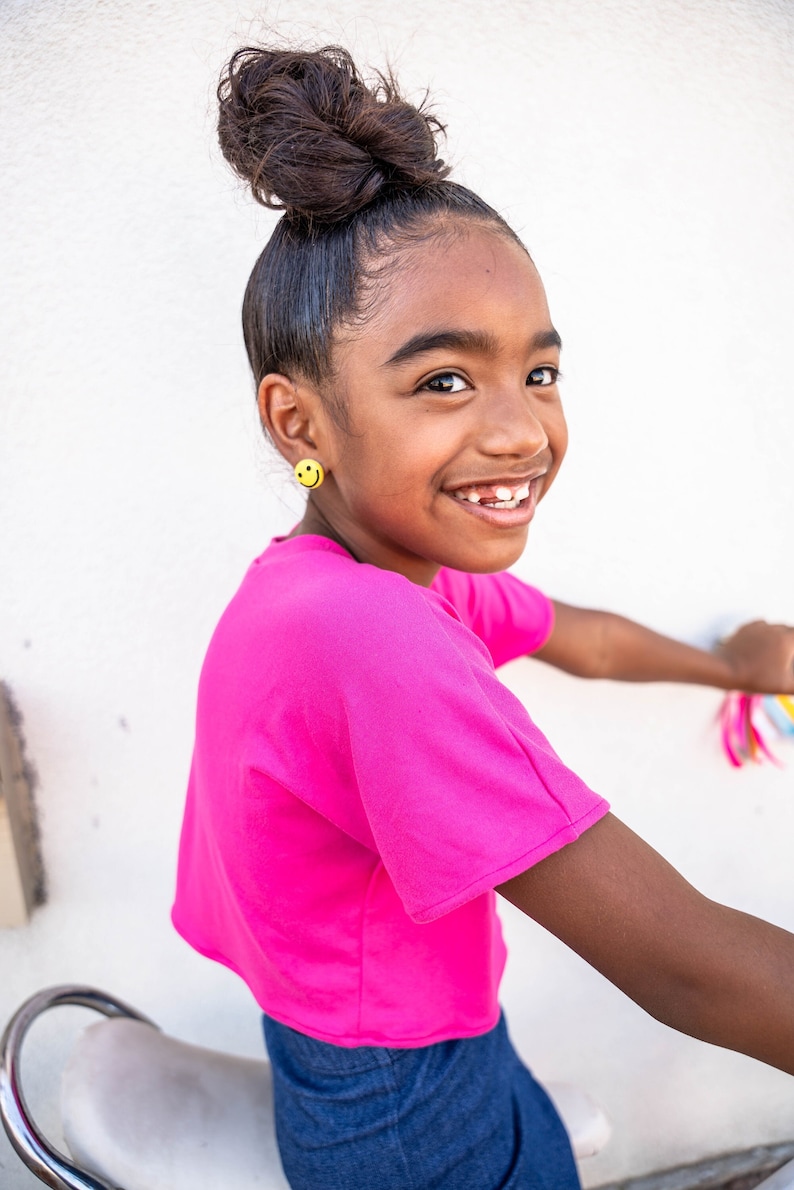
[446,478,538,510]
[442,476,545,527]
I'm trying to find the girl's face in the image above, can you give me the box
[299,223,568,585]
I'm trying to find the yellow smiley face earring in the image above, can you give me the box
[294,459,325,490]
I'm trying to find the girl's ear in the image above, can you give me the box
[257,373,328,464]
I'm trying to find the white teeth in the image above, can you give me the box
[452,484,530,508]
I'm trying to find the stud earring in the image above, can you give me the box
[294,459,325,489]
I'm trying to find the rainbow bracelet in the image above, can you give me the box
[720,693,794,768]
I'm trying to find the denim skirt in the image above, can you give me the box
[262,1011,580,1190]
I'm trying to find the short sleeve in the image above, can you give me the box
[431,568,555,667]
[288,572,608,925]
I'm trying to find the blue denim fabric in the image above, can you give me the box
[262,1012,580,1190]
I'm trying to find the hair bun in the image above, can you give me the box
[217,45,449,225]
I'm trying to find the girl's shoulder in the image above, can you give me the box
[214,537,553,675]
[215,534,458,670]
[250,533,437,619]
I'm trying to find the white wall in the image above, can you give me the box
[2,0,793,1184]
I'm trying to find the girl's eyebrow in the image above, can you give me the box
[382,326,562,368]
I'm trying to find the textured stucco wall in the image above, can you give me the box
[1,0,793,1185]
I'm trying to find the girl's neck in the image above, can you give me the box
[292,502,441,588]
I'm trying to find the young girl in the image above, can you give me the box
[173,45,794,1189]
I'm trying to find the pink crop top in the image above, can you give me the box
[172,535,608,1047]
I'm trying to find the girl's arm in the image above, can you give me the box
[497,813,794,1075]
[534,601,794,693]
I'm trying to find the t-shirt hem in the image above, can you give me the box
[409,797,610,924]
[171,909,503,1049]
[259,1003,503,1049]
[531,594,555,653]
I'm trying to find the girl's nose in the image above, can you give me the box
[478,387,550,459]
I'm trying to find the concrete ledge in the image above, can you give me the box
[594,1141,794,1190]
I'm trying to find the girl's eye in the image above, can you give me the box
[527,366,559,387]
[423,372,468,394]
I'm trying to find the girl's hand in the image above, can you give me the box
[715,620,794,695]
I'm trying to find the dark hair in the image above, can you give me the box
[218,45,522,406]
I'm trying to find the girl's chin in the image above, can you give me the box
[436,527,530,575]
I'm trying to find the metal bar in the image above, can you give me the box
[0,985,157,1190]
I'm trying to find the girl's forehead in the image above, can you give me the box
[349,224,551,358]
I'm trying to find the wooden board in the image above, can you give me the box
[0,684,43,926]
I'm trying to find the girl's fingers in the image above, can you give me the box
[717,621,794,694]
